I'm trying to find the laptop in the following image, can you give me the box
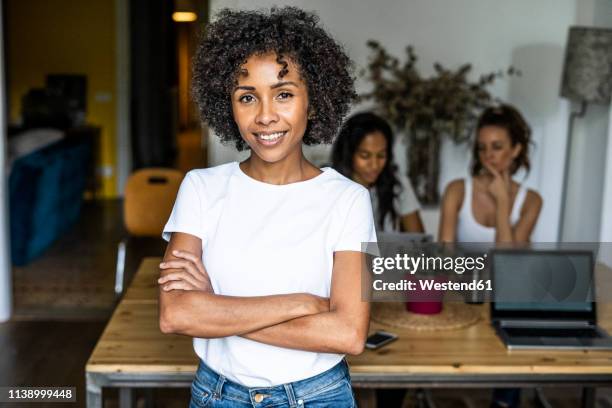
[491,249,612,350]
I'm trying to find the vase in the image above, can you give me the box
[405,275,444,315]
[408,132,441,205]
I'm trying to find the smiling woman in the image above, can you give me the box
[157,7,375,408]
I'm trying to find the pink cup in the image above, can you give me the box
[405,276,445,315]
[406,300,443,314]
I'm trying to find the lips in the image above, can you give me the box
[252,131,287,146]
[364,171,381,180]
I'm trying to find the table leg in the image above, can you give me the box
[119,388,133,408]
[86,379,102,408]
[582,387,596,408]
[415,389,438,408]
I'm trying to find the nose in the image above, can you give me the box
[365,157,384,174]
[255,99,279,126]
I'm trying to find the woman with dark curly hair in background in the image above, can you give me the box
[157,7,375,408]
[332,112,424,233]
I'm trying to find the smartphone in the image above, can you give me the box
[365,331,398,350]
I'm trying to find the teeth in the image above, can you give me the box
[258,132,285,141]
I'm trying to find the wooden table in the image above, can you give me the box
[86,258,612,407]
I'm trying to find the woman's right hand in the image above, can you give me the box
[483,162,511,204]
[158,249,213,293]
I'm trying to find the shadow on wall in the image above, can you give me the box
[508,43,567,242]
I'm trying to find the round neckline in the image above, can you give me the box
[234,161,331,188]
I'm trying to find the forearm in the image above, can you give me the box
[159,289,321,338]
[240,306,370,356]
[495,201,514,243]
[401,212,425,233]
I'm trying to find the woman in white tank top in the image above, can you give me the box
[439,105,542,244]
[438,104,543,408]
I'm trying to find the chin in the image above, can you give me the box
[250,147,293,164]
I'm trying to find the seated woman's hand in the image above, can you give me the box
[483,162,511,203]
[158,250,213,293]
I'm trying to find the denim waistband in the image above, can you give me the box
[194,359,351,407]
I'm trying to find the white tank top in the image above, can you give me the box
[456,178,527,242]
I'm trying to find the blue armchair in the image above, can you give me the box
[9,135,93,265]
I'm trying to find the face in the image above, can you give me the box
[231,52,309,164]
[476,125,522,174]
[352,131,388,186]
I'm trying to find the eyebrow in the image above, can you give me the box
[271,81,299,89]
[234,81,300,92]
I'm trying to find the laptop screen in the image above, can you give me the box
[492,250,595,319]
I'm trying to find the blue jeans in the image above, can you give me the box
[190,359,356,407]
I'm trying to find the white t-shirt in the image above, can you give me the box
[369,171,421,232]
[162,162,377,387]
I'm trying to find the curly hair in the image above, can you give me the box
[471,104,532,176]
[192,7,356,151]
[332,112,401,230]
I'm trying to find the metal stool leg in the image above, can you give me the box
[535,388,553,408]
[115,239,127,295]
[119,388,132,408]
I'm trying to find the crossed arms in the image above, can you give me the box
[158,232,370,355]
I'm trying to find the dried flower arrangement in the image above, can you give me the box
[360,40,518,204]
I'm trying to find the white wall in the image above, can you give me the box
[562,104,609,242]
[207,0,601,242]
[560,0,612,243]
[0,0,13,322]
[593,0,612,266]
[600,104,612,267]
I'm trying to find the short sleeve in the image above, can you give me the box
[162,172,205,242]
[334,188,378,252]
[397,172,421,215]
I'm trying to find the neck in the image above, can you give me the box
[241,148,314,185]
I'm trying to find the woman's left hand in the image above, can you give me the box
[158,250,213,292]
[483,163,511,204]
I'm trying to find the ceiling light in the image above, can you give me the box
[173,12,197,22]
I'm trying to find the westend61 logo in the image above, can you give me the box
[371,253,488,275]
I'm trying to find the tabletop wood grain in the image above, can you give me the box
[86,258,612,376]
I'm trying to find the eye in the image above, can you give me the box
[277,91,294,100]
[238,94,255,104]
[358,152,370,159]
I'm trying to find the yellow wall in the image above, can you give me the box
[7,0,117,197]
